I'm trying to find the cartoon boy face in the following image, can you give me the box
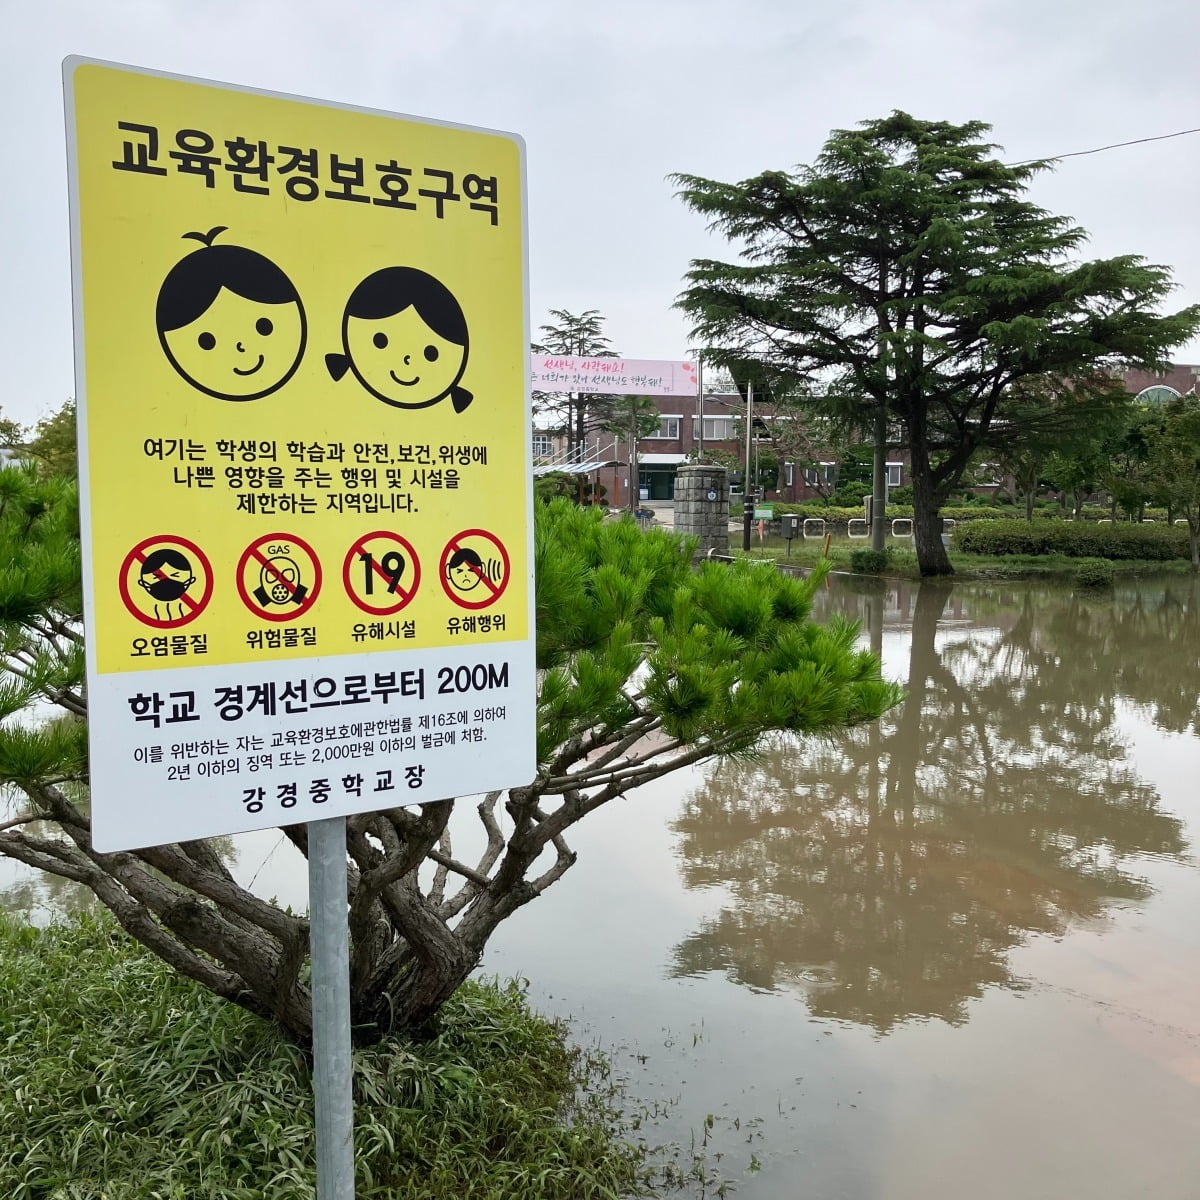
[161,290,305,401]
[344,307,467,409]
[156,230,307,403]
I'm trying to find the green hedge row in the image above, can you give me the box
[955,519,1190,561]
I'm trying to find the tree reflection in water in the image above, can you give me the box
[669,577,1191,1033]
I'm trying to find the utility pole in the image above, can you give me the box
[742,381,754,552]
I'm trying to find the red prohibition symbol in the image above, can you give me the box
[236,532,322,622]
[438,528,511,610]
[118,534,214,630]
[343,531,421,616]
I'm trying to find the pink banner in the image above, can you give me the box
[531,354,698,396]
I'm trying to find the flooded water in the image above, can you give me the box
[4,574,1200,1198]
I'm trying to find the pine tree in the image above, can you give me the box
[0,472,901,1045]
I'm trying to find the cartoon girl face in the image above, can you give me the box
[157,229,306,402]
[345,307,466,409]
[326,267,473,413]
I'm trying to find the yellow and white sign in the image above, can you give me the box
[65,58,535,851]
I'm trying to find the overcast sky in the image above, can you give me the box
[4,0,1199,427]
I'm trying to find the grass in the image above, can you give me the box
[0,911,654,1200]
[731,532,1197,581]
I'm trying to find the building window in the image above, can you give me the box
[647,416,680,439]
[803,463,836,486]
[887,462,903,488]
[694,416,735,440]
[532,433,553,458]
[784,462,794,486]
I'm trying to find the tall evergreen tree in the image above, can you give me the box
[531,309,619,461]
[674,111,1200,574]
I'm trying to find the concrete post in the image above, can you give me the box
[673,464,730,555]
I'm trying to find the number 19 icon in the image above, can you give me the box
[342,532,421,617]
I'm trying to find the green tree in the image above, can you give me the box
[673,111,1200,575]
[531,309,619,461]
[0,474,901,1047]
[1144,393,1200,569]
[26,400,78,477]
[604,394,662,511]
[0,410,26,460]
[1102,404,1163,521]
[985,373,1132,522]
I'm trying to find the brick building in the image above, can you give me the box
[534,364,1200,508]
[551,391,906,507]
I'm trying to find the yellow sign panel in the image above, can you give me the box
[68,59,528,676]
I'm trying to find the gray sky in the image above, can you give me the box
[5,0,1199,427]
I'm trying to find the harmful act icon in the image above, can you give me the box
[438,529,510,610]
[118,535,214,629]
[342,531,421,616]
[236,533,322,622]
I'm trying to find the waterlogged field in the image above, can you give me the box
[5,575,1200,1198]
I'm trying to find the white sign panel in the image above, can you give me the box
[531,354,698,397]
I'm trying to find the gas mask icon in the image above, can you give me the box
[252,555,309,607]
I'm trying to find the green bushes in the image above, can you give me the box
[849,547,891,573]
[0,913,646,1200]
[1075,559,1116,588]
[955,519,1189,561]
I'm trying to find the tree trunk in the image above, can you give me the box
[353,938,482,1042]
[909,427,953,576]
[871,407,888,552]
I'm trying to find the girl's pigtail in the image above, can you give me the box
[325,353,352,381]
[451,386,473,414]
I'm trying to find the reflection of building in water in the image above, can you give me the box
[670,577,1191,1032]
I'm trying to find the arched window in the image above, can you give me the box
[1135,385,1181,406]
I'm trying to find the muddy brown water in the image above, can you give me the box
[4,575,1200,1198]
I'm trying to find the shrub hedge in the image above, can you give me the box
[1075,559,1116,588]
[955,519,1190,561]
[849,548,891,573]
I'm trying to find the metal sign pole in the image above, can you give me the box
[309,816,356,1199]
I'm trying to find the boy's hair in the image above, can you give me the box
[156,229,301,332]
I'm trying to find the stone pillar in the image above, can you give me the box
[673,464,729,555]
